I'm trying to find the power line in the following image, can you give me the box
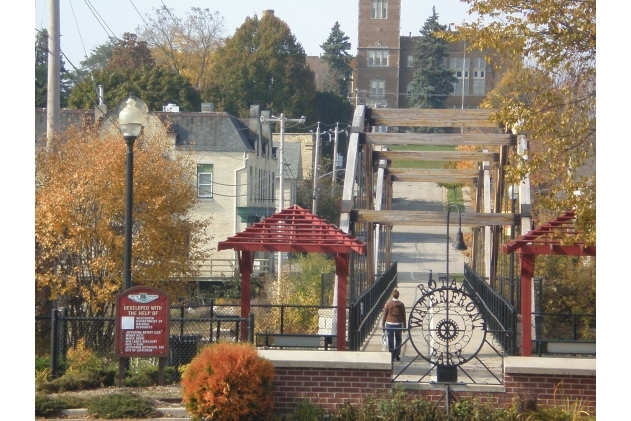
[82,0,117,40]
[68,0,87,59]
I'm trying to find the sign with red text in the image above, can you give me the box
[115,286,170,357]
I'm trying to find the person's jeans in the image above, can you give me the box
[386,323,402,361]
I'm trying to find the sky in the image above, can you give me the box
[34,0,477,70]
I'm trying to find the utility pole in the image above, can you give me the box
[331,123,339,186]
[312,122,321,215]
[260,113,305,280]
[47,0,61,148]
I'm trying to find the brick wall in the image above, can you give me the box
[260,351,596,416]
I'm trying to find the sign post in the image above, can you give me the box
[115,286,170,386]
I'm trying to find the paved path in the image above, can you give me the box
[362,182,504,385]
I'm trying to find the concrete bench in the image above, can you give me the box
[256,333,336,350]
[536,340,595,355]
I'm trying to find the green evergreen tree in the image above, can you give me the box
[319,22,353,96]
[408,8,456,110]
[35,29,72,108]
[79,37,117,73]
[67,66,201,112]
[203,13,316,118]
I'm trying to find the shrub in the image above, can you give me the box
[125,365,176,387]
[291,399,325,421]
[86,392,156,419]
[66,338,103,374]
[181,342,275,421]
[36,371,103,393]
[35,394,86,416]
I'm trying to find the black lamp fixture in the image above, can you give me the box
[117,94,147,291]
[446,204,468,285]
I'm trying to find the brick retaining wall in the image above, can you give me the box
[259,350,596,416]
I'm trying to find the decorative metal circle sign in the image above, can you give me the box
[408,280,486,367]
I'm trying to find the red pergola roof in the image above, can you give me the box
[502,211,595,256]
[217,205,367,255]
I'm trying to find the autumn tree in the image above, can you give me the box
[106,32,155,70]
[408,8,456,110]
[136,5,226,89]
[35,29,72,108]
[203,13,316,118]
[35,121,210,318]
[448,0,596,243]
[319,22,353,96]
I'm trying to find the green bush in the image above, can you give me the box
[291,400,325,421]
[125,365,176,387]
[86,392,156,419]
[35,394,86,416]
[37,371,103,393]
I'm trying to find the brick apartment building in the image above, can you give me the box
[354,0,496,111]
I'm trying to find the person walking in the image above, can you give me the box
[382,289,406,362]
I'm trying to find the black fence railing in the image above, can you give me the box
[348,262,397,351]
[463,264,517,355]
[533,312,596,355]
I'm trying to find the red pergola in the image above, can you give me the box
[217,205,367,350]
[502,210,596,356]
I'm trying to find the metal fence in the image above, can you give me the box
[463,263,517,355]
[533,312,596,355]
[348,262,397,351]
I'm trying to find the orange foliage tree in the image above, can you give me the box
[35,120,210,317]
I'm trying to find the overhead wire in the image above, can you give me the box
[68,0,88,59]
[82,0,117,40]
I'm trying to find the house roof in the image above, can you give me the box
[34,109,258,153]
[157,112,254,152]
[217,205,366,254]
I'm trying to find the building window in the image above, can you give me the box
[450,57,470,95]
[407,55,415,68]
[371,0,388,19]
[368,50,389,66]
[472,57,486,95]
[407,83,413,97]
[197,164,213,198]
[370,79,385,97]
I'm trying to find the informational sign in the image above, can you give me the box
[115,286,170,358]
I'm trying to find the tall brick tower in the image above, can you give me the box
[356,0,401,109]
[355,0,495,111]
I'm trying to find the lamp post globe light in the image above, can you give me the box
[118,95,147,291]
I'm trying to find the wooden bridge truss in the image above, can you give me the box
[338,105,529,299]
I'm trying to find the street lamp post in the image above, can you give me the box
[118,95,146,291]
[445,204,468,284]
[508,184,519,307]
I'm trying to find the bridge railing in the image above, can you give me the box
[463,264,517,355]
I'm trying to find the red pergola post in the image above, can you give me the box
[519,253,535,356]
[237,251,253,341]
[335,253,349,351]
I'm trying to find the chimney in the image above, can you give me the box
[262,9,274,17]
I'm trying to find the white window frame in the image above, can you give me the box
[370,79,385,98]
[197,164,213,198]
[371,0,388,19]
[450,57,470,95]
[407,55,415,68]
[368,50,389,67]
[472,57,486,95]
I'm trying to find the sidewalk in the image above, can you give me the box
[362,182,503,384]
